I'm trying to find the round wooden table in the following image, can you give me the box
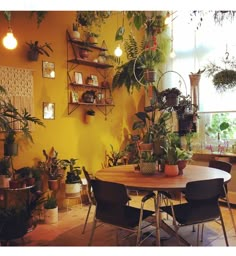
[95,164,231,191]
[95,164,231,246]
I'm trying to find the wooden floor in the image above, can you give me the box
[3,193,236,248]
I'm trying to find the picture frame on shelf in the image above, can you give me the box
[42,61,55,79]
[75,72,83,84]
[71,91,79,103]
[43,102,55,119]
[91,74,98,86]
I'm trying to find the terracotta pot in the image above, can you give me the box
[164,164,179,177]
[0,175,10,188]
[79,49,89,59]
[139,142,153,151]
[48,179,59,191]
[88,36,98,44]
[25,177,35,186]
[177,160,187,175]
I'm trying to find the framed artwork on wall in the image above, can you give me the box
[91,74,98,86]
[42,61,55,79]
[43,102,55,119]
[71,91,79,103]
[75,72,83,84]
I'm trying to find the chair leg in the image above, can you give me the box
[224,193,236,235]
[219,211,229,246]
[88,217,97,246]
[82,203,92,234]
[200,224,204,242]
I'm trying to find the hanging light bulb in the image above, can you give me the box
[2,28,18,50]
[114,44,122,57]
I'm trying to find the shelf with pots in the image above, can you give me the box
[66,30,114,118]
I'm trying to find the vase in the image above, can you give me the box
[189,74,201,107]
[164,164,179,177]
[177,160,187,175]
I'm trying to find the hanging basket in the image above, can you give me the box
[144,69,158,83]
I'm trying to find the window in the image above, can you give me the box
[169,11,236,147]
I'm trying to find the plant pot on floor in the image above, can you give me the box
[65,183,82,197]
[44,206,58,224]
[48,179,59,191]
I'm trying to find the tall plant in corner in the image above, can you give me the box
[0,85,45,157]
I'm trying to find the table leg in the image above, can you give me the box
[155,192,161,246]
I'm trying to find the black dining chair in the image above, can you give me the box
[88,179,157,246]
[81,166,96,234]
[160,178,229,246]
[208,159,236,234]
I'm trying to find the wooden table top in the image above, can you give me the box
[95,164,231,191]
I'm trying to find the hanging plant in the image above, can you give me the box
[205,54,236,92]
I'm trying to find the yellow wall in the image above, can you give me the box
[0,11,145,174]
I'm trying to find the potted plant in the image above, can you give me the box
[39,147,68,191]
[104,144,125,167]
[159,87,182,108]
[0,157,11,188]
[139,151,157,175]
[176,147,193,175]
[65,158,82,197]
[85,109,95,124]
[76,11,111,29]
[86,32,99,44]
[162,133,180,177]
[71,23,80,40]
[26,40,53,61]
[44,193,58,224]
[204,56,236,92]
[0,86,45,157]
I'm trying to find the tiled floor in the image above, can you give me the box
[3,193,236,247]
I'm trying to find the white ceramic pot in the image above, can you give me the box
[44,206,58,224]
[71,30,80,40]
[65,183,82,197]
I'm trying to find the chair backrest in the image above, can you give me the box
[208,160,232,196]
[185,178,224,202]
[208,160,232,174]
[90,179,130,206]
[82,166,94,203]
